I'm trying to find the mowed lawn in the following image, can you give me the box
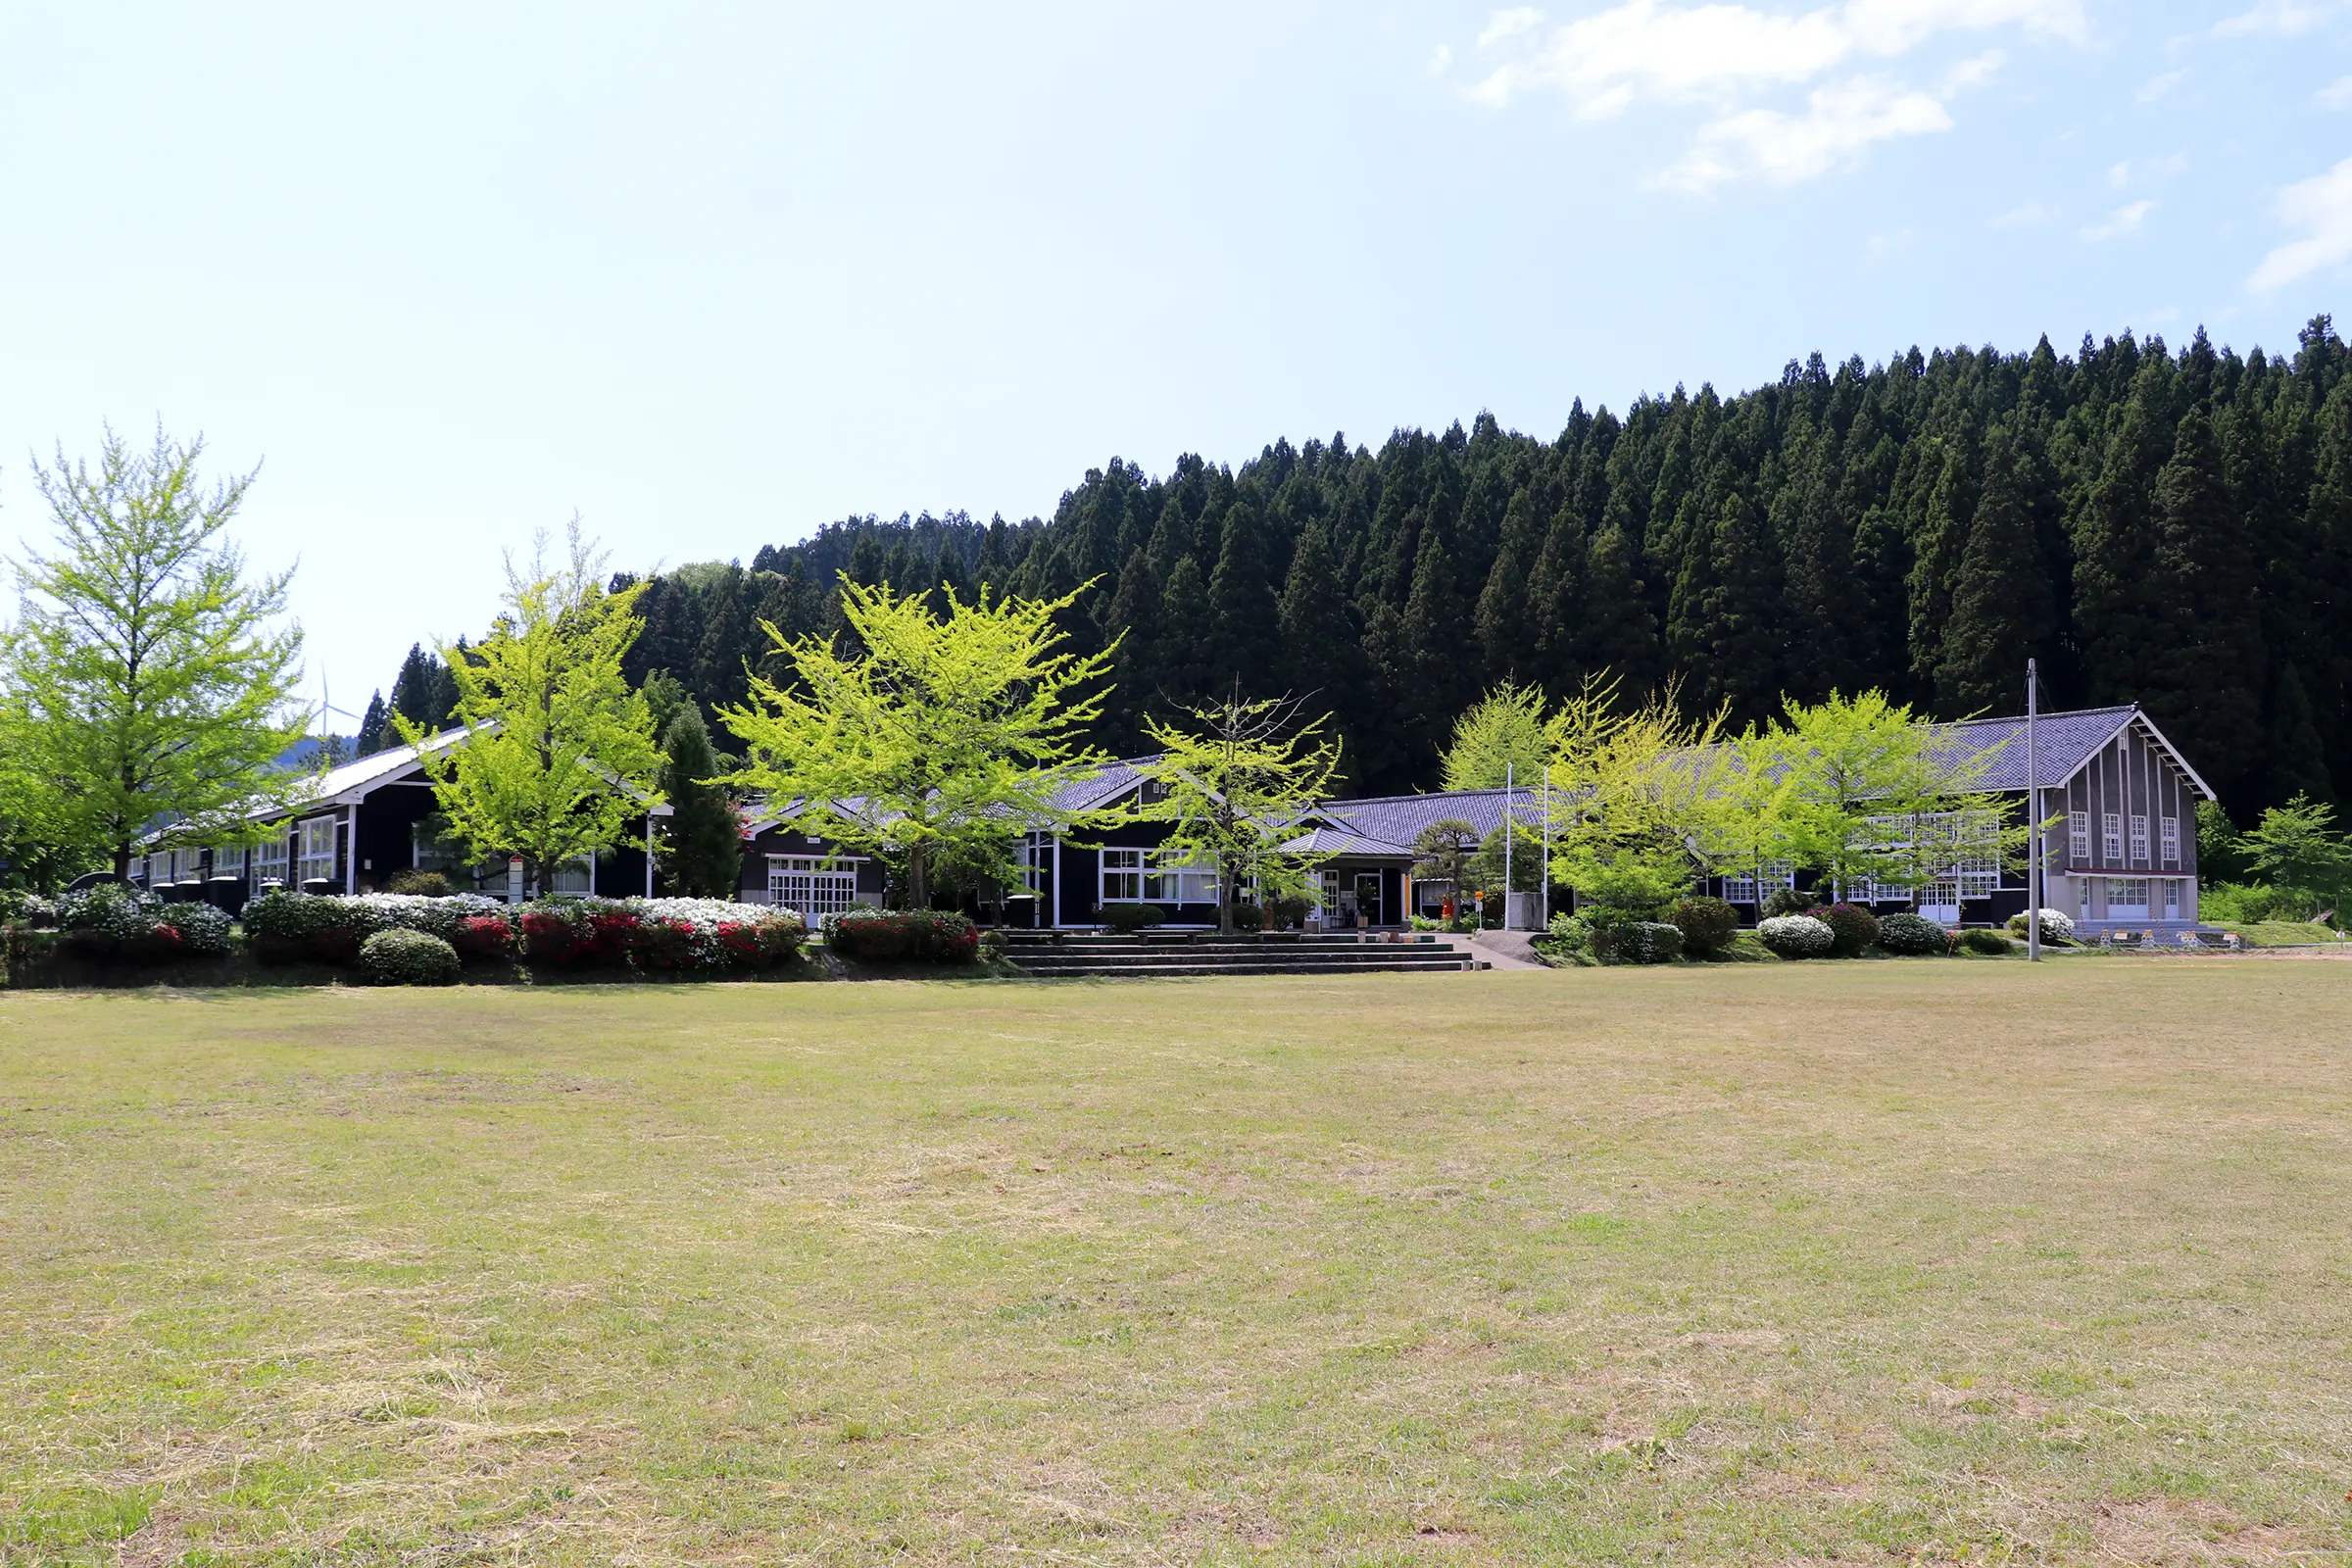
[4,963,2350,1566]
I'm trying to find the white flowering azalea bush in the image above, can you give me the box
[245,891,518,963]
[1757,913,1837,958]
[58,883,231,961]
[2006,907,2077,946]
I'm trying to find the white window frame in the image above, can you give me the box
[2160,814,2180,867]
[2069,810,2090,863]
[1012,835,1050,898]
[2161,879,2183,919]
[1101,848,1146,903]
[1721,860,1793,905]
[548,855,596,896]
[254,831,290,887]
[2129,813,2149,864]
[2110,878,2150,916]
[296,816,338,886]
[1150,848,1217,905]
[2102,812,2123,863]
[767,855,858,917]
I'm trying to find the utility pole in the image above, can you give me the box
[1504,761,1514,930]
[2027,659,2041,963]
[1541,762,1551,930]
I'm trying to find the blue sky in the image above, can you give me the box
[1,1,2346,719]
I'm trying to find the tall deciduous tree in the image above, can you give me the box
[1139,686,1342,933]
[397,524,663,894]
[1776,689,2017,900]
[1540,674,1725,921]
[722,577,1115,910]
[2234,793,2351,919]
[0,425,307,880]
[1440,681,1551,791]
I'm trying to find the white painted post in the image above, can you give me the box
[1503,761,1514,930]
[645,814,655,898]
[2027,659,2041,963]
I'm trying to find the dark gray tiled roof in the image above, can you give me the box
[1314,787,1544,855]
[1926,706,2137,791]
[1279,826,1417,858]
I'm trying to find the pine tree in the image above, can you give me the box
[2074,354,2175,706]
[1206,502,1280,690]
[1935,423,2058,716]
[1399,526,1469,775]
[1275,519,1358,710]
[1474,489,1541,683]
[355,692,390,756]
[2146,404,2267,801]
[1527,499,1590,697]
[1157,555,1212,710]
[660,706,743,898]
[1681,489,1784,726]
[1102,549,1164,754]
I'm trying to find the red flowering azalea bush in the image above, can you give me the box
[518,904,589,965]
[519,898,803,973]
[450,913,517,961]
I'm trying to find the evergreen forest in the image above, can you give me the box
[361,318,2352,820]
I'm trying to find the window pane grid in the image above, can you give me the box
[768,857,857,916]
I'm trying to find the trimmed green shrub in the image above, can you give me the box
[1960,927,2016,956]
[382,869,456,897]
[1669,897,1739,957]
[1761,886,1811,919]
[1757,914,1836,958]
[357,928,462,986]
[822,908,979,963]
[1269,894,1313,930]
[1810,903,1881,957]
[1605,920,1685,964]
[1876,912,1951,956]
[1231,901,1266,930]
[1101,903,1165,933]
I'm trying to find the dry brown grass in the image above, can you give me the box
[2,960,2349,1564]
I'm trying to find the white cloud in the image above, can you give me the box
[2320,74,2352,108]
[2107,159,2131,188]
[2138,69,2187,102]
[1652,76,1951,191]
[1988,201,2057,227]
[2250,155,2352,289]
[1478,7,1544,49]
[2214,0,2338,36]
[2081,200,2156,241]
[1467,0,2085,113]
[1464,0,2082,191]
[1427,43,1455,75]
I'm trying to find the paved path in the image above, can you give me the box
[1436,930,1549,970]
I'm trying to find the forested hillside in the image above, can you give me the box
[390,318,2352,816]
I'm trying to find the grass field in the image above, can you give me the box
[4,962,2350,1566]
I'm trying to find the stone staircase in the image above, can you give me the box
[1004,931,1480,979]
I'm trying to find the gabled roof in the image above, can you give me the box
[1314,785,1544,855]
[1050,757,1158,813]
[1926,704,2216,799]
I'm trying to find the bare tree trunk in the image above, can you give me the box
[908,843,929,911]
